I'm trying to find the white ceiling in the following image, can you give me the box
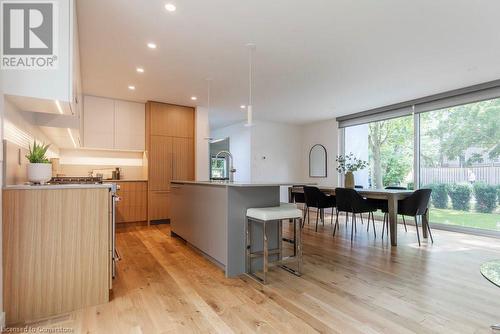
[76,0,500,129]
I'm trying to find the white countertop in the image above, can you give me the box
[4,183,115,190]
[105,179,148,182]
[171,180,313,187]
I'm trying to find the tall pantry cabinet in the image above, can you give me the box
[146,102,195,223]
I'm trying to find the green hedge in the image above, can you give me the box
[496,185,500,206]
[473,183,497,213]
[448,184,471,211]
[427,183,449,209]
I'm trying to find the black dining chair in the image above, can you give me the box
[334,188,377,241]
[396,189,433,246]
[303,186,336,232]
[369,186,408,237]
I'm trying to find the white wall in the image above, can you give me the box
[195,107,210,181]
[4,100,60,185]
[211,122,252,182]
[301,119,340,187]
[251,121,302,183]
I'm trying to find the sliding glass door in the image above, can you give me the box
[344,115,414,189]
[343,97,499,233]
[419,99,500,231]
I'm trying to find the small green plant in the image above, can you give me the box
[427,183,449,209]
[336,152,368,173]
[25,140,50,163]
[473,182,497,213]
[448,183,471,211]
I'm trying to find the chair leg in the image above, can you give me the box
[307,207,310,225]
[360,213,364,225]
[315,208,319,232]
[366,215,370,232]
[346,212,349,227]
[382,213,385,238]
[427,220,434,243]
[386,214,389,236]
[351,213,355,242]
[321,208,325,226]
[414,216,421,246]
[333,210,339,237]
[371,212,376,238]
[402,215,408,232]
[331,207,334,225]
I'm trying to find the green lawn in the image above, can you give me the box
[429,208,500,231]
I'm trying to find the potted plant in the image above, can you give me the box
[336,153,368,189]
[26,140,52,184]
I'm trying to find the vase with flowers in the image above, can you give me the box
[336,153,368,189]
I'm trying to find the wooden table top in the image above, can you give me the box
[291,186,415,199]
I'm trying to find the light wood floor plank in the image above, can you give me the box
[5,213,499,333]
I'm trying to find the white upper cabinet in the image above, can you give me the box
[83,96,115,150]
[83,96,145,151]
[114,101,145,151]
[2,0,82,115]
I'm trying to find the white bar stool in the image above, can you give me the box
[246,205,303,284]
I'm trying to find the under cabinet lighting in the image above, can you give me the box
[55,100,64,114]
[128,85,136,90]
[147,42,157,49]
[190,96,197,101]
[67,128,77,148]
[136,67,144,73]
[240,105,246,109]
[165,3,176,12]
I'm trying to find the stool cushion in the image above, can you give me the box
[247,206,302,221]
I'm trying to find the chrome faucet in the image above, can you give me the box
[215,150,236,182]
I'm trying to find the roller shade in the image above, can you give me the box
[337,79,500,128]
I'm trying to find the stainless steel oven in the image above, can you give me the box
[111,184,120,278]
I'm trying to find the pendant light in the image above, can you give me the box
[245,43,256,127]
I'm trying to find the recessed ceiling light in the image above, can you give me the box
[147,42,157,49]
[136,67,144,73]
[190,96,197,101]
[165,3,176,12]
[240,105,246,109]
[128,85,136,90]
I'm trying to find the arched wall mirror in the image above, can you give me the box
[309,144,327,178]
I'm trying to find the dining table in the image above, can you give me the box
[289,186,429,246]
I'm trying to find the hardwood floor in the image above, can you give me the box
[9,213,500,333]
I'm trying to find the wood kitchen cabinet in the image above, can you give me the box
[115,181,148,223]
[146,102,195,223]
[2,187,111,325]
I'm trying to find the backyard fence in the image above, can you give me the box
[421,166,500,186]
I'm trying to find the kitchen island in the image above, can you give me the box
[2,183,115,325]
[170,181,299,277]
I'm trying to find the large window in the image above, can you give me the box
[342,95,500,233]
[420,99,500,231]
[345,115,414,189]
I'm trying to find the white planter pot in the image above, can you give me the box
[27,163,52,184]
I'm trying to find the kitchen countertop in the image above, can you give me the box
[105,179,148,182]
[171,180,313,187]
[4,183,115,190]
